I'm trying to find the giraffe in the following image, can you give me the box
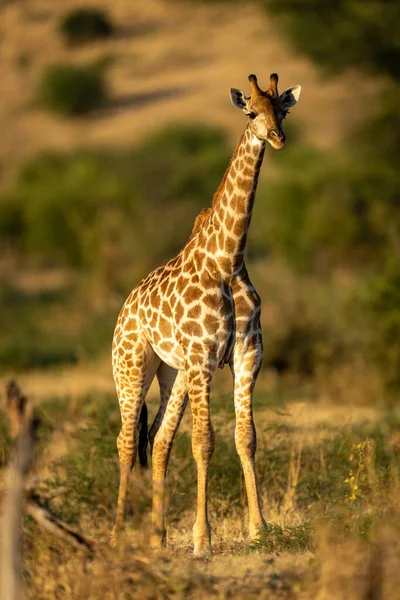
[111,73,301,555]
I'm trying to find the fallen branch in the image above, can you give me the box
[26,493,96,555]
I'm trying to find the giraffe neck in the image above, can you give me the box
[207,123,265,280]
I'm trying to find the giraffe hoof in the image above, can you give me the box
[193,545,212,558]
[193,538,212,557]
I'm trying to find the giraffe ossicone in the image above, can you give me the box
[111,73,301,555]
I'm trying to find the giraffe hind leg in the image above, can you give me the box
[151,364,188,548]
[138,402,149,469]
[111,332,160,545]
[231,341,267,540]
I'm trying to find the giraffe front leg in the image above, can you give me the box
[231,341,267,540]
[111,428,135,546]
[186,363,215,556]
[110,333,160,546]
[151,366,188,549]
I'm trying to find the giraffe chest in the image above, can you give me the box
[138,275,235,371]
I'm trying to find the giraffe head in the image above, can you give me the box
[230,73,301,149]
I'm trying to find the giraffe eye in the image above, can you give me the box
[248,112,257,120]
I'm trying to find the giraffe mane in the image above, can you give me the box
[189,208,212,239]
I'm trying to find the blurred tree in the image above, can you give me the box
[262,0,400,79]
[257,0,400,272]
[256,1,400,389]
[0,125,230,290]
[39,62,109,117]
[59,8,114,46]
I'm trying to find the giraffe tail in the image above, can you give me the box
[138,402,149,469]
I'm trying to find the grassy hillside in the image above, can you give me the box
[0,0,377,185]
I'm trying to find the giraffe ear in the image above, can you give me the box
[230,88,249,111]
[280,85,302,110]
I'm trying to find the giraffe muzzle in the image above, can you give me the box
[268,129,286,149]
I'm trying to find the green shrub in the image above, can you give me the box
[59,8,114,46]
[0,125,230,370]
[367,263,400,389]
[39,62,108,116]
[261,0,400,80]
[0,125,230,283]
[249,522,314,553]
[0,282,79,371]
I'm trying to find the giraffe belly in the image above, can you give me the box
[151,339,185,371]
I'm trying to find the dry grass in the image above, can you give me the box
[1,374,400,598]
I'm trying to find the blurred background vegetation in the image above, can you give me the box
[0,0,399,404]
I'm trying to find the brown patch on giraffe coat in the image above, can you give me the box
[200,271,216,290]
[193,251,205,272]
[225,235,236,254]
[181,320,203,338]
[243,166,253,177]
[207,233,217,255]
[191,341,203,354]
[183,286,202,304]
[177,274,189,290]
[204,314,220,334]
[225,213,234,231]
[218,256,231,275]
[122,339,133,351]
[234,295,251,317]
[175,302,185,323]
[203,338,218,355]
[187,304,202,319]
[203,293,219,309]
[151,291,161,309]
[159,319,172,338]
[238,177,252,193]
[166,280,175,296]
[161,301,172,319]
[159,278,169,294]
[159,341,172,353]
[234,217,247,237]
